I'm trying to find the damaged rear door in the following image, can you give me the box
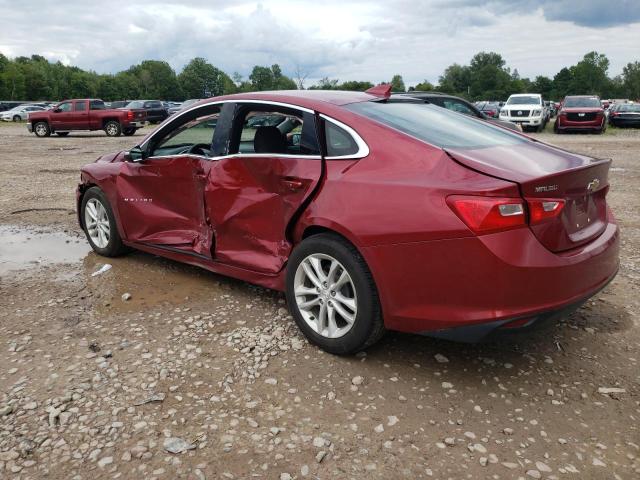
[116,104,223,257]
[205,102,322,273]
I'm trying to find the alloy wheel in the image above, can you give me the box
[293,253,358,339]
[84,198,110,248]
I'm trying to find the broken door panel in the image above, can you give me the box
[205,155,322,273]
[116,156,211,255]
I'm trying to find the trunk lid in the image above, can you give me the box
[446,141,611,252]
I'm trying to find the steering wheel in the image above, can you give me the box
[187,143,211,156]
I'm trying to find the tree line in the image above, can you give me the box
[0,51,638,102]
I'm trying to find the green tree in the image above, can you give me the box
[248,64,296,91]
[339,80,374,91]
[622,61,640,100]
[178,57,232,98]
[568,51,610,95]
[551,67,573,99]
[438,64,470,96]
[127,60,181,99]
[467,51,511,100]
[390,74,405,92]
[412,80,434,91]
[309,77,340,90]
[531,75,553,99]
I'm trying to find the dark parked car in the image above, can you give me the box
[554,95,606,134]
[399,92,521,131]
[608,103,640,127]
[125,100,168,124]
[76,86,618,354]
[475,101,501,118]
[108,100,130,109]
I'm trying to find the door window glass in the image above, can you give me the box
[150,108,220,157]
[74,101,87,111]
[232,107,319,156]
[57,102,72,113]
[442,100,476,116]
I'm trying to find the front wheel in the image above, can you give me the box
[285,234,385,355]
[81,187,128,257]
[104,121,121,137]
[13,115,21,122]
[33,121,51,137]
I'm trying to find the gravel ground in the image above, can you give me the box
[0,122,638,479]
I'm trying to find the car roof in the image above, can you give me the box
[509,93,541,97]
[208,90,378,109]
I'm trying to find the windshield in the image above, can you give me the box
[507,96,541,105]
[564,97,600,108]
[619,104,640,112]
[126,101,144,109]
[346,101,527,150]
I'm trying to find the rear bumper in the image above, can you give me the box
[363,221,620,338]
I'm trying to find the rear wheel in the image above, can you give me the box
[12,115,21,122]
[81,187,128,257]
[122,127,136,136]
[33,121,51,137]
[286,234,385,355]
[104,121,121,137]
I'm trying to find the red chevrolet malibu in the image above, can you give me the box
[77,87,619,354]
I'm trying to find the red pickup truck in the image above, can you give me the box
[28,99,146,137]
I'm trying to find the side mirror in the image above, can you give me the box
[53,108,62,113]
[124,146,146,162]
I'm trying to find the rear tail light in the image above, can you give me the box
[527,199,565,224]
[447,196,526,234]
[127,110,134,120]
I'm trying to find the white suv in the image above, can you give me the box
[500,94,547,132]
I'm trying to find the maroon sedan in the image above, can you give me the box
[77,87,619,354]
[554,95,606,133]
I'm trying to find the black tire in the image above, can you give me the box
[33,121,51,137]
[56,132,70,137]
[104,120,122,137]
[13,115,21,122]
[80,187,128,257]
[122,127,136,136]
[285,233,385,355]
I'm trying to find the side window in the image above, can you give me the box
[150,107,221,157]
[58,102,72,113]
[324,121,359,157]
[74,101,87,112]
[231,107,320,156]
[443,100,475,117]
[90,100,105,110]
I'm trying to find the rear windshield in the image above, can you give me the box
[126,101,144,109]
[507,96,541,105]
[564,97,600,108]
[346,101,527,149]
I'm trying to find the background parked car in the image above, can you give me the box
[608,103,640,128]
[398,92,521,131]
[499,93,547,132]
[554,95,606,134]
[0,104,46,122]
[475,101,501,118]
[124,100,168,124]
[107,100,130,109]
[168,99,201,115]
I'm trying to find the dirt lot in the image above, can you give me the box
[0,121,638,480]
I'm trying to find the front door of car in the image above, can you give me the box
[205,104,323,274]
[71,100,89,129]
[115,104,223,257]
[49,101,74,129]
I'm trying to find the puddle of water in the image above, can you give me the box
[0,225,91,275]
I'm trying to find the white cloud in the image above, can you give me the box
[0,0,638,87]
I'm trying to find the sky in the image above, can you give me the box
[0,0,639,87]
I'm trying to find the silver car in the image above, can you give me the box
[0,104,46,122]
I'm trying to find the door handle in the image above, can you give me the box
[281,177,305,191]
